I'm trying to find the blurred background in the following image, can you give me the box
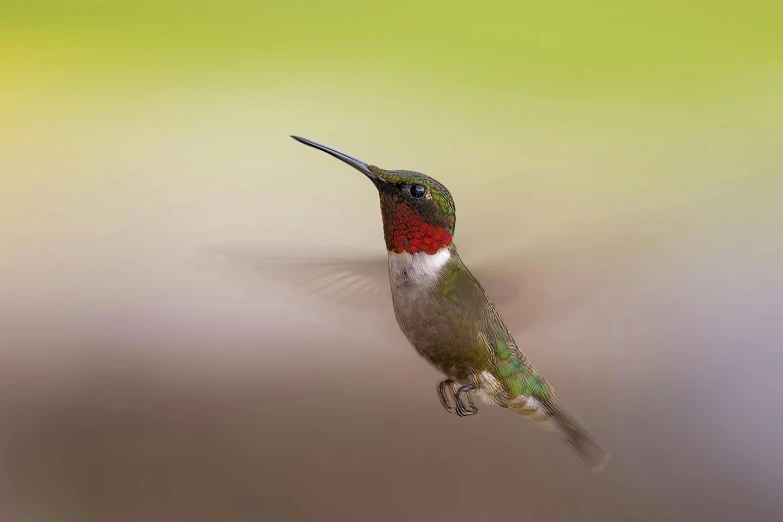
[2,1,783,521]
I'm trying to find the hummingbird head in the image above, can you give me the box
[292,136,455,255]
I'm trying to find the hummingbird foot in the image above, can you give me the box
[455,384,478,417]
[437,379,457,414]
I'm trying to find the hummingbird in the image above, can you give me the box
[291,136,609,471]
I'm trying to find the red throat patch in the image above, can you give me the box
[381,199,453,255]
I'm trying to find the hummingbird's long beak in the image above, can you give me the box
[291,136,379,181]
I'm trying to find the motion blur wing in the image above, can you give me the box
[208,205,687,336]
[469,206,686,333]
[207,241,394,320]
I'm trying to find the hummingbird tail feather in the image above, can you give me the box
[552,415,609,472]
[508,396,609,472]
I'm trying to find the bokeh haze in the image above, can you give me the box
[2,2,783,521]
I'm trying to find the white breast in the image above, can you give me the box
[388,247,451,286]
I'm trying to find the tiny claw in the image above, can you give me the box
[455,384,478,417]
[437,379,457,414]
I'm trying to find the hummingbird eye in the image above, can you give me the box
[408,184,427,199]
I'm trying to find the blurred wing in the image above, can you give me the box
[207,204,686,336]
[466,205,687,334]
[206,242,393,315]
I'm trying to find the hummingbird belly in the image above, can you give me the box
[388,246,498,381]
